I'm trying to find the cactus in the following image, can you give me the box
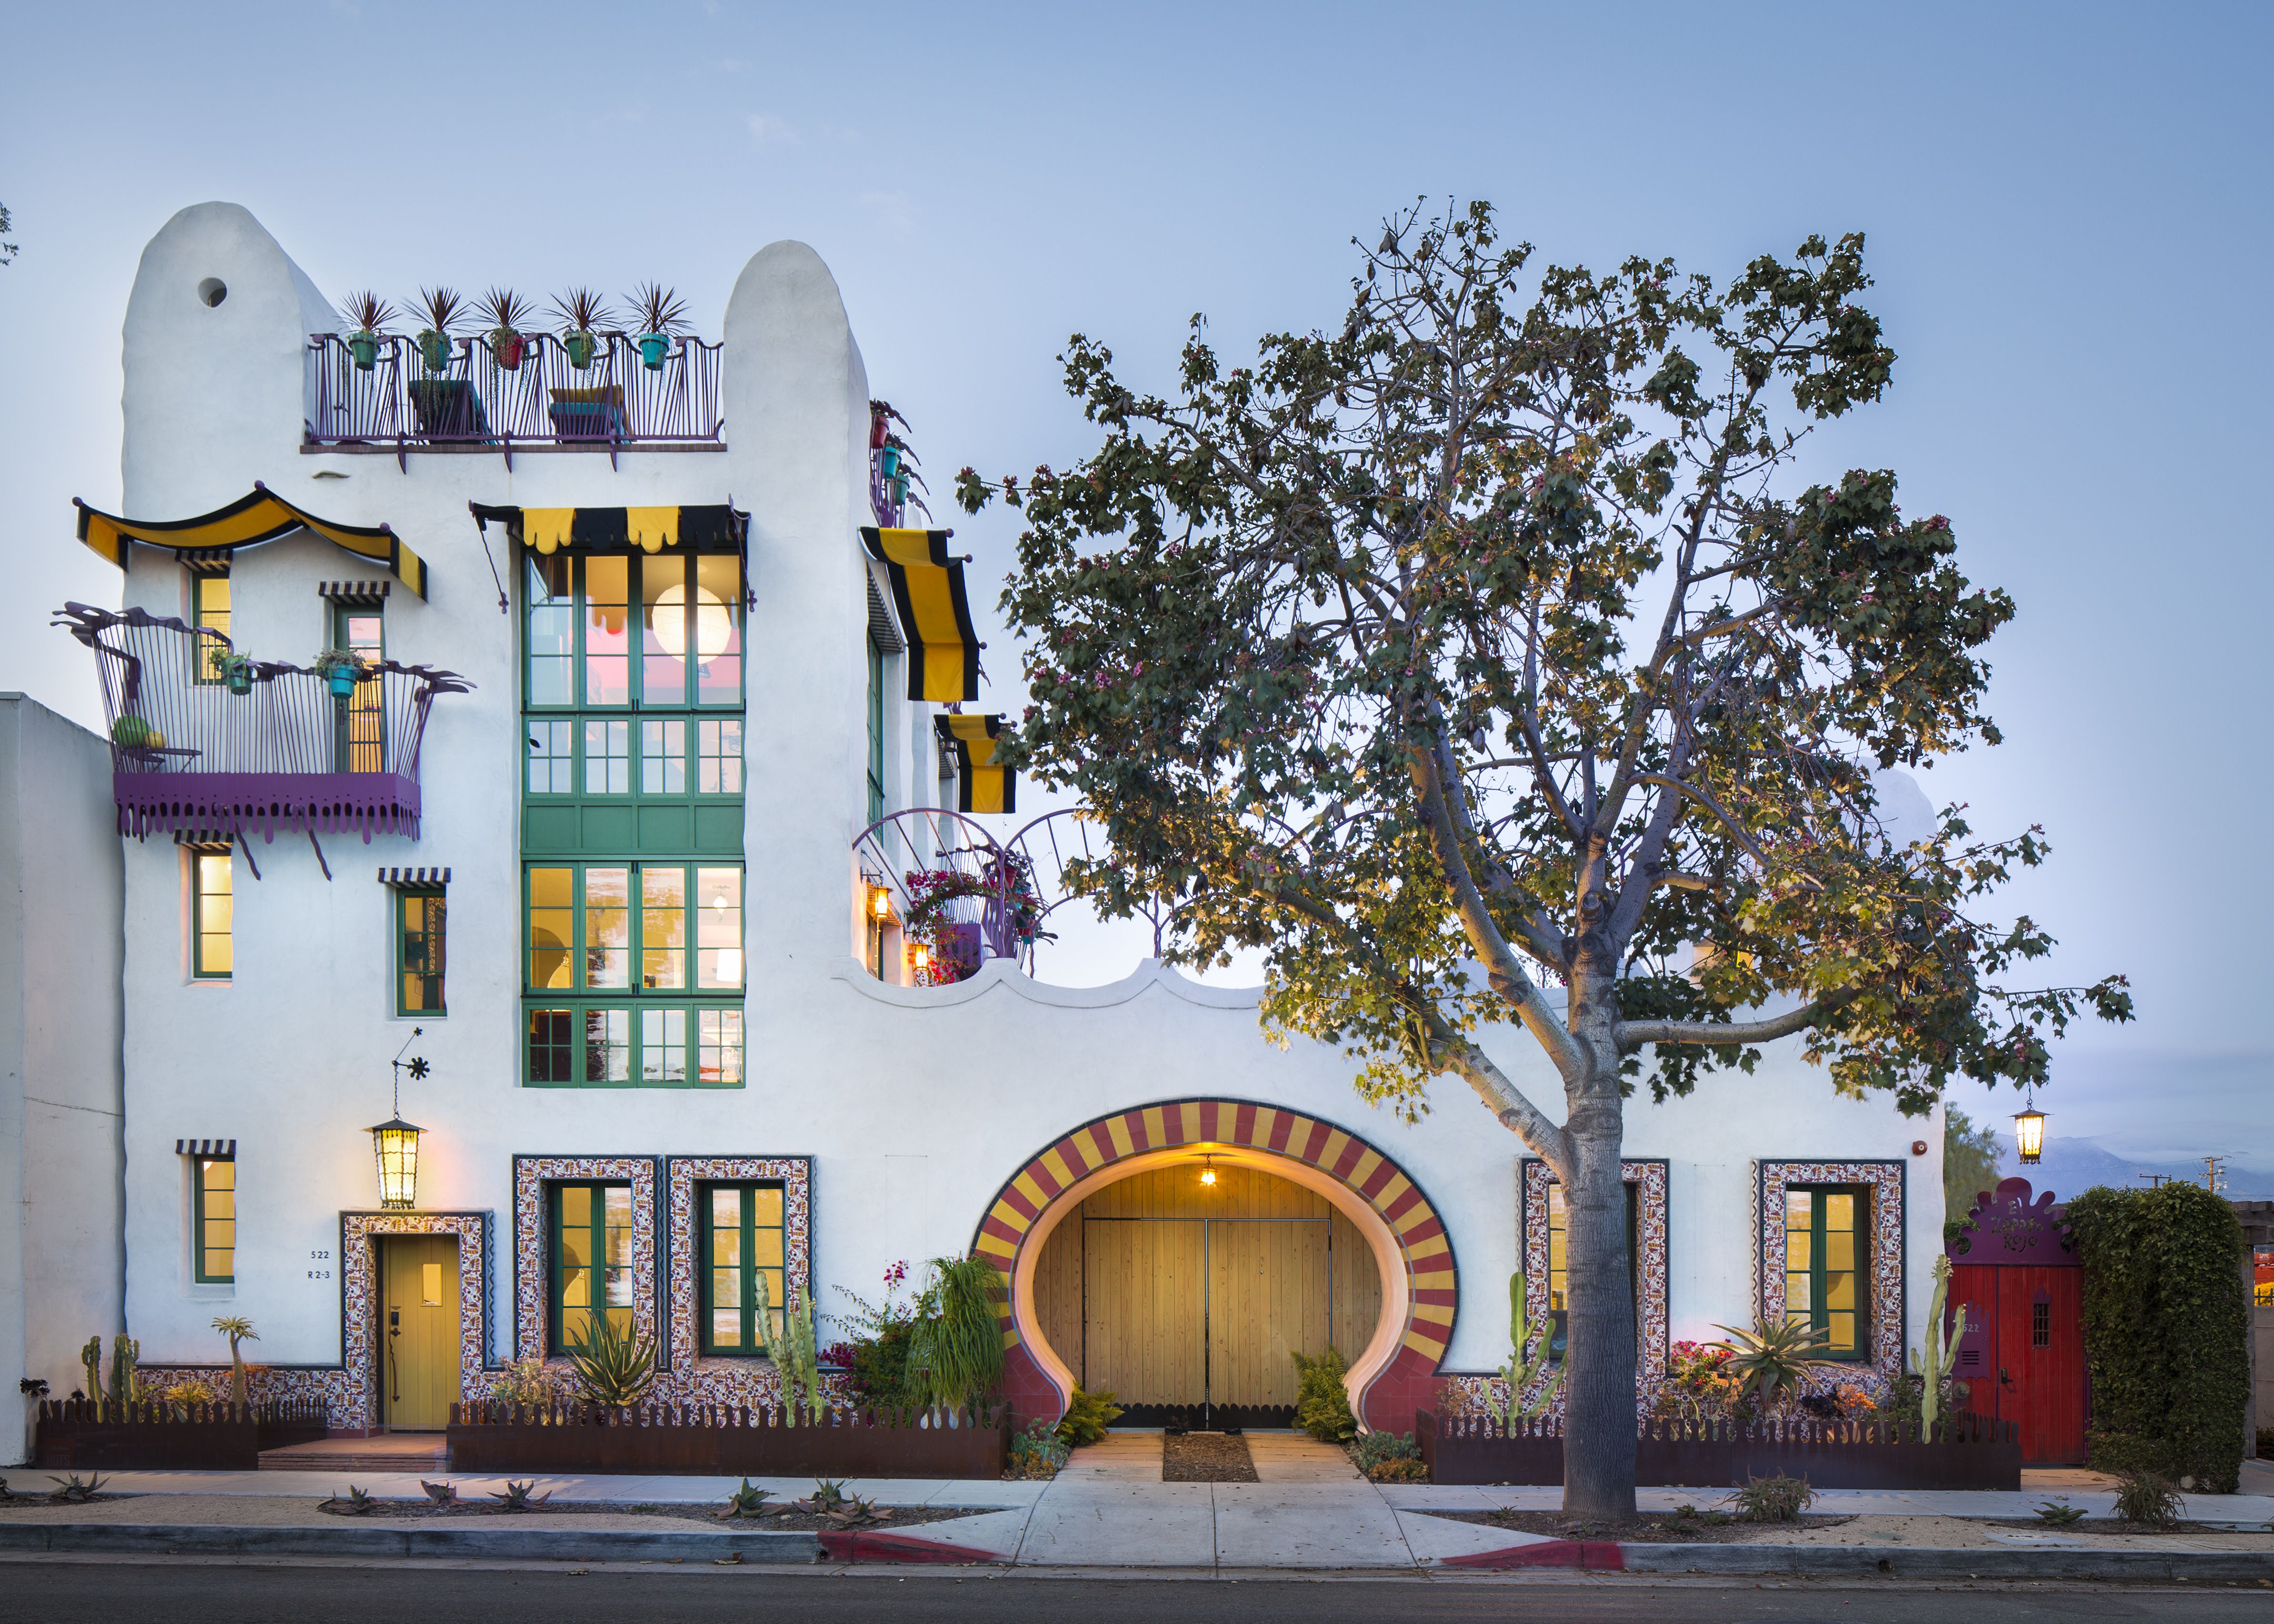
[756,1272,824,1424]
[1494,1272,1563,1428]
[106,1335,142,1412]
[1909,1255,1965,1439]
[80,1337,102,1410]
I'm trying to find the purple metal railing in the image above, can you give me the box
[53,603,471,842]
[306,331,724,464]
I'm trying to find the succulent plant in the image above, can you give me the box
[338,291,397,338]
[547,286,616,338]
[491,1479,552,1512]
[627,281,690,337]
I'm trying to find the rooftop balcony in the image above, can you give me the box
[305,331,723,468]
[54,603,471,849]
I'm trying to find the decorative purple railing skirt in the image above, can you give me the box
[115,772,423,842]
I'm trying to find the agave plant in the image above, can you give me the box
[477,287,536,370]
[627,282,690,369]
[564,1309,659,1408]
[338,291,397,371]
[548,286,616,369]
[1711,1319,1840,1410]
[410,286,465,373]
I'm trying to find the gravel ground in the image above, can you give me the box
[1423,1507,2274,1551]
[1161,1432,1258,1483]
[0,1493,991,1533]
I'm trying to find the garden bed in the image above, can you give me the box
[34,1399,328,1471]
[1416,1410,2021,1490]
[1430,1507,1862,1543]
[447,1401,1008,1480]
[313,1497,991,1531]
[1162,1432,1258,1483]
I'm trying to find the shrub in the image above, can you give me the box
[488,1354,561,1411]
[839,1321,918,1409]
[2066,1183,2248,1493]
[1352,1429,1423,1482]
[1725,1473,1815,1523]
[1056,1384,1124,1447]
[1009,1420,1070,1479]
[2111,1467,2183,1528]
[1291,1347,1356,1442]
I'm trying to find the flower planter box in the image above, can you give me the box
[1416,1409,2020,1490]
[448,1401,1010,1479]
[35,1398,329,1471]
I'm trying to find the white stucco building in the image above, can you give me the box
[7,202,1948,1458]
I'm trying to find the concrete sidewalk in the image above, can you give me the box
[7,1432,2271,1576]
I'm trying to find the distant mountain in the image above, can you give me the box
[1973,1137,2274,1204]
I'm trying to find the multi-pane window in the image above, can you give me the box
[192,846,233,979]
[527,720,573,793]
[1784,1186,1866,1359]
[521,1004,743,1087]
[193,1155,235,1282]
[702,1183,786,1354]
[523,553,743,712]
[549,1182,632,1351]
[1543,1180,1639,1362]
[396,889,446,1015]
[191,574,231,682]
[332,604,385,773]
[697,719,741,793]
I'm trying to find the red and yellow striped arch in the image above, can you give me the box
[972,1099,1458,1378]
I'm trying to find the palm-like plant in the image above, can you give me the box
[477,287,536,370]
[548,286,616,369]
[411,286,464,373]
[564,1310,659,1409]
[628,282,690,369]
[211,1315,258,1410]
[338,292,397,372]
[1711,1320,1839,1411]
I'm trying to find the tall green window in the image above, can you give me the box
[702,1183,786,1354]
[191,574,231,682]
[1784,1186,1866,1359]
[193,1155,236,1283]
[331,603,385,773]
[191,846,233,979]
[396,888,446,1015]
[1543,1180,1638,1363]
[865,635,885,826]
[549,1181,632,1352]
[521,542,746,1089]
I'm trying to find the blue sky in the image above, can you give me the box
[1,2,2266,1174]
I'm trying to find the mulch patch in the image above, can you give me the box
[1986,1517,2211,1536]
[1431,1507,1857,1544]
[311,1497,989,1530]
[1162,1432,1259,1483]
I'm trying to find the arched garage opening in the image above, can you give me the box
[973,1099,1456,1433]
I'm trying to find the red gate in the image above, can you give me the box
[1947,1178,2086,1465]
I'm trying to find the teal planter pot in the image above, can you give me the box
[417,330,454,373]
[636,333,670,369]
[327,669,358,698]
[348,332,380,371]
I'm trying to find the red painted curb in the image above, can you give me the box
[818,1529,1008,1565]
[1438,1539,1628,1571]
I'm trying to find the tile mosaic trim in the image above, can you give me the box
[971,1097,1458,1376]
[511,1156,662,1365]
[140,1210,494,1433]
[659,1157,813,1405]
[1755,1159,1907,1384]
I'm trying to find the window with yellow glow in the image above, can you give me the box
[193,1156,235,1282]
[192,848,233,978]
[702,1183,786,1354]
[549,1181,633,1352]
[1543,1180,1639,1362]
[1784,1186,1865,1358]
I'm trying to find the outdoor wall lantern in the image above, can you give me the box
[370,1030,428,1210]
[868,881,893,921]
[2013,1089,2046,1167]
[1199,1153,1218,1188]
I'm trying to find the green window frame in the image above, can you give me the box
[1543,1180,1638,1363]
[701,1182,787,1355]
[522,1003,744,1089]
[193,1155,236,1283]
[548,1181,633,1352]
[523,552,744,713]
[395,888,447,1016]
[523,863,743,994]
[1784,1185,1867,1359]
[191,845,233,979]
[865,635,885,826]
[191,573,231,683]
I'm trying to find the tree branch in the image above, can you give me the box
[1617,992,1857,1054]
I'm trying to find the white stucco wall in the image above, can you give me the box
[82,203,1947,1415]
[0,695,125,1463]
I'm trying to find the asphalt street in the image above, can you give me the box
[0,1563,2269,1623]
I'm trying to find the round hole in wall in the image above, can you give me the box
[197,278,228,308]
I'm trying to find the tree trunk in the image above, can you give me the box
[1560,1069,1636,1516]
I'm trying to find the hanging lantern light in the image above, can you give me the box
[371,1032,429,1209]
[1199,1153,1217,1188]
[2013,1089,2046,1167]
[868,881,893,921]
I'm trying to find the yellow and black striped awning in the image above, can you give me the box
[935,713,1015,814]
[862,527,978,703]
[74,484,429,599]
[469,504,745,555]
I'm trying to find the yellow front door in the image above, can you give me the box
[381,1235,461,1430]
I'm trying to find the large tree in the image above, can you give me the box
[958,202,2130,1515]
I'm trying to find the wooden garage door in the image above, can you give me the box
[1207,1219,1330,1409]
[1082,1219,1206,1408]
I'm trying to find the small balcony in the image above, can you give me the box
[305,331,723,468]
[54,603,471,845]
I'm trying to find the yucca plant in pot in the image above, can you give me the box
[338,292,397,372]
[627,281,689,370]
[549,287,614,370]
[411,285,465,374]
[477,287,535,371]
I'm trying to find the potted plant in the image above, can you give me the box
[478,286,535,371]
[548,287,614,371]
[627,281,689,370]
[313,649,366,697]
[338,292,396,372]
[212,650,258,696]
[412,285,464,374]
